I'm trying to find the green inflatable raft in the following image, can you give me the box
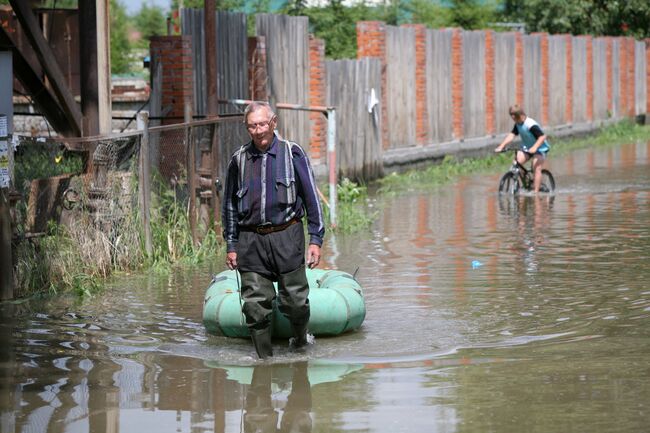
[202,268,366,338]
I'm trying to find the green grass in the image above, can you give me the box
[322,177,377,233]
[375,120,650,194]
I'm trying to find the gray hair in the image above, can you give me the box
[244,101,276,122]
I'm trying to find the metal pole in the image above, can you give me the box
[185,103,198,245]
[327,108,337,227]
[0,114,13,299]
[137,112,153,256]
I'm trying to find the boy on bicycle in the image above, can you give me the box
[494,104,551,194]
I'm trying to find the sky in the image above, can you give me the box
[123,0,170,15]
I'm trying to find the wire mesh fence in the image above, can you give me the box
[7,115,247,296]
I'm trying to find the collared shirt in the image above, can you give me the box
[222,135,325,253]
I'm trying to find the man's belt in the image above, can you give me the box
[240,218,300,235]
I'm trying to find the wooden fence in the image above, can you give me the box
[326,58,383,181]
[426,29,455,144]
[163,14,650,182]
[256,14,311,153]
[181,9,249,117]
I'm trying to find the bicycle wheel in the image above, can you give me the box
[539,169,556,193]
[498,172,520,194]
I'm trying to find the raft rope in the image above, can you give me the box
[236,270,245,326]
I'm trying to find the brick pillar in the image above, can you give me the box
[309,35,326,163]
[485,30,495,135]
[451,28,464,140]
[565,35,573,124]
[248,36,269,101]
[515,32,524,105]
[357,21,387,148]
[585,36,594,121]
[606,37,613,115]
[403,24,428,144]
[150,36,194,125]
[538,33,550,125]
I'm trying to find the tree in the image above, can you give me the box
[449,0,497,30]
[500,0,650,38]
[294,0,376,59]
[110,0,131,74]
[406,0,451,29]
[134,2,167,44]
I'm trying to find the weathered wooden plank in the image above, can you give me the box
[256,14,310,151]
[523,34,542,119]
[426,29,454,144]
[634,41,647,116]
[548,35,567,126]
[611,39,621,118]
[385,26,417,149]
[181,9,248,117]
[572,37,588,123]
[493,32,517,133]
[592,38,608,120]
[462,30,486,138]
[326,58,382,181]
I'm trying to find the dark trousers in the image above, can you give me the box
[238,221,310,330]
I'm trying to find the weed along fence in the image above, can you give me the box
[2,115,248,299]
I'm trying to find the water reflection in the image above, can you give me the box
[1,140,650,433]
[243,363,312,433]
[497,194,555,274]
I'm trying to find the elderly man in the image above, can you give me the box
[222,102,325,358]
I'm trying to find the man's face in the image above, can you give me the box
[246,107,276,150]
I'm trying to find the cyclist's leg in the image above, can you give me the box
[532,152,546,193]
[515,150,530,166]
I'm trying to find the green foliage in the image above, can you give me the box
[322,178,375,233]
[170,0,246,11]
[406,0,451,28]
[133,3,167,45]
[14,146,84,195]
[148,174,221,267]
[294,1,375,59]
[337,177,364,202]
[110,0,132,74]
[449,0,497,30]
[500,0,650,38]
[377,153,505,194]
[553,120,650,154]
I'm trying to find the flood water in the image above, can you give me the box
[2,140,650,433]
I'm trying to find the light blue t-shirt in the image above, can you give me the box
[513,117,550,153]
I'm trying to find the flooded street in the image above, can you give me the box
[2,140,650,433]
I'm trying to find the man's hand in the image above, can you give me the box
[226,252,238,270]
[306,244,321,269]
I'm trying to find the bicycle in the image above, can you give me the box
[497,149,555,194]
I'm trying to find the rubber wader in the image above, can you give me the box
[278,265,311,349]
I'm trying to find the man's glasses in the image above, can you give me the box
[246,118,275,132]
